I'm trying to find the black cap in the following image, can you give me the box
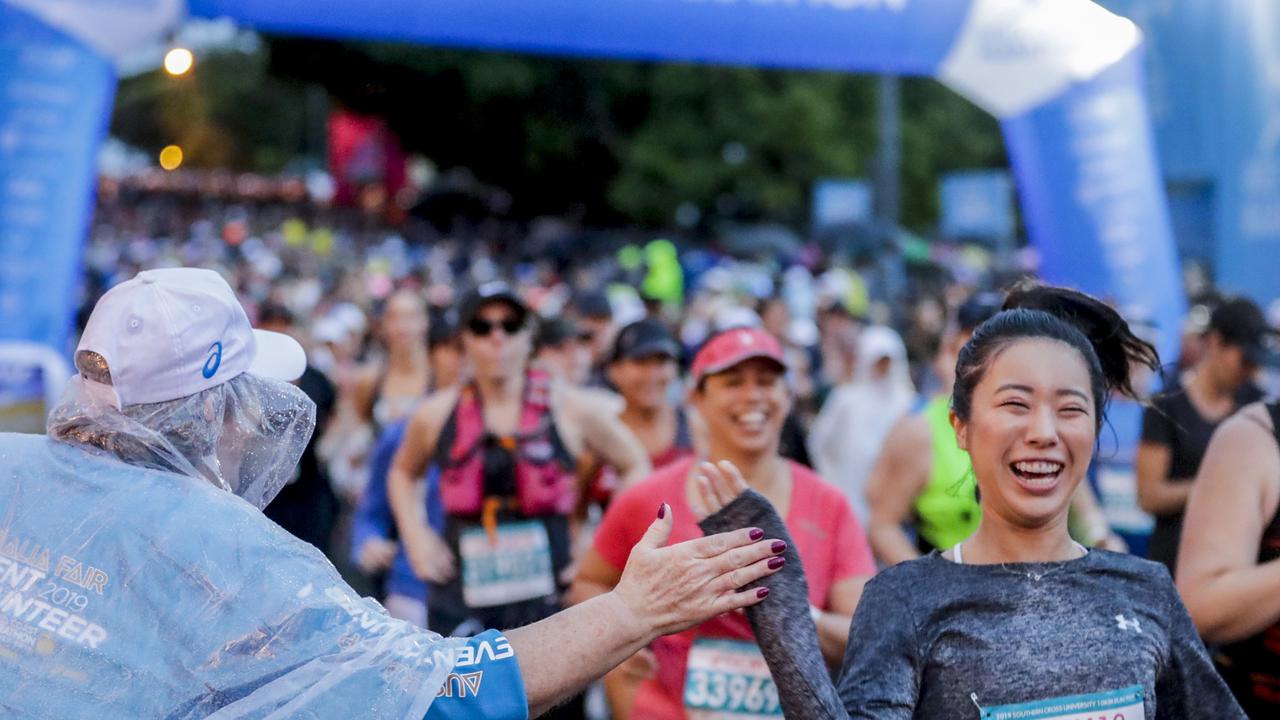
[610,318,681,364]
[457,281,528,326]
[534,317,589,352]
[1208,297,1280,366]
[957,291,1004,331]
[572,290,613,320]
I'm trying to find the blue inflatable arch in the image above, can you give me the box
[1,0,1183,361]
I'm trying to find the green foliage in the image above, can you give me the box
[113,46,316,173]
[114,38,1007,230]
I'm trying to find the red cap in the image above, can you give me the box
[691,327,787,384]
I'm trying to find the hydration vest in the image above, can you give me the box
[435,369,577,519]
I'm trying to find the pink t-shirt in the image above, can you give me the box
[593,456,875,719]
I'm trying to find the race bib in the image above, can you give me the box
[684,638,783,719]
[459,521,555,608]
[979,685,1145,720]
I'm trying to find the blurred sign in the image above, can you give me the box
[939,170,1014,240]
[1101,0,1280,308]
[812,179,872,230]
[0,3,115,351]
[328,110,407,208]
[1215,1,1280,306]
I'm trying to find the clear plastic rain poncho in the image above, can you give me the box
[0,366,467,718]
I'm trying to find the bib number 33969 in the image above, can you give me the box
[459,521,555,608]
[684,638,782,719]
[979,685,1145,720]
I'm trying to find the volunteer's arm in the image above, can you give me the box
[570,546,648,719]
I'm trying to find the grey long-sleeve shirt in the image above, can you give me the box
[701,489,1245,719]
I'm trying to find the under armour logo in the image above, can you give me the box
[1115,614,1142,633]
[739,331,755,345]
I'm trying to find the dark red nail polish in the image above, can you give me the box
[768,556,786,569]
[657,503,666,520]
[748,528,764,541]
[771,540,787,554]
[756,587,770,599]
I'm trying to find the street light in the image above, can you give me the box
[164,47,193,76]
[159,145,184,171]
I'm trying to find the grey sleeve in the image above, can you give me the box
[1154,580,1247,719]
[699,489,849,720]
[836,576,920,718]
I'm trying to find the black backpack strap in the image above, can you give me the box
[433,389,470,470]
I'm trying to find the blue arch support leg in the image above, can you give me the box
[0,3,115,351]
[1002,47,1184,361]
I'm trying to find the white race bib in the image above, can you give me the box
[459,521,555,608]
[979,685,1145,720]
[684,638,783,719]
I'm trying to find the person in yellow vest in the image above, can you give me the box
[866,292,1123,565]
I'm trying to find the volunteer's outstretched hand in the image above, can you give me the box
[613,501,783,636]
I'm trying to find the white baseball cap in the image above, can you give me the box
[77,268,307,408]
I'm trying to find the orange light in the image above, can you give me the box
[158,145,183,171]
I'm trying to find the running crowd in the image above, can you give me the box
[1,190,1277,718]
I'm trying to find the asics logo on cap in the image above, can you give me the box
[202,342,223,379]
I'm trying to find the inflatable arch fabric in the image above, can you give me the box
[0,0,1183,361]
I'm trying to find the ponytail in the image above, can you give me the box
[952,284,1160,430]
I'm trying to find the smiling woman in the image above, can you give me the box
[695,285,1248,719]
[570,327,875,720]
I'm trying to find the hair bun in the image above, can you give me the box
[1003,283,1159,400]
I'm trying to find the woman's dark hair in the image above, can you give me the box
[951,284,1160,430]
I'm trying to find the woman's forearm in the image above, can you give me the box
[388,467,428,544]
[1180,559,1280,644]
[700,490,850,720]
[814,610,853,666]
[870,522,921,566]
[506,592,650,718]
[1138,477,1192,516]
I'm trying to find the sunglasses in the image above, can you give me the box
[468,316,524,336]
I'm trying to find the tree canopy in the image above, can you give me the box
[112,36,1007,231]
